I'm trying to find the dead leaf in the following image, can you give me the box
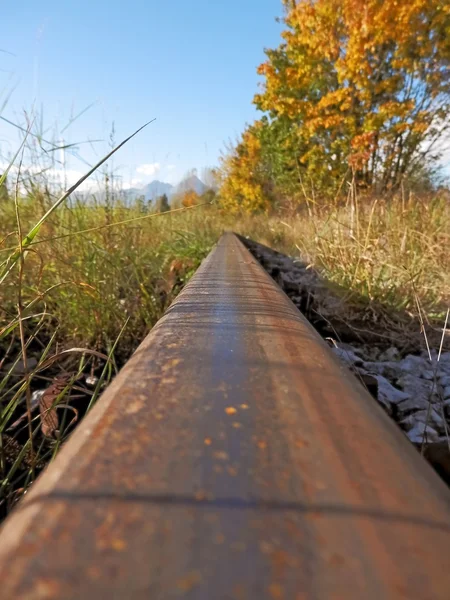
[39,374,72,438]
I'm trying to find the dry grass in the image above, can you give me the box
[2,186,448,352]
[234,192,450,321]
[0,199,218,351]
[0,180,448,516]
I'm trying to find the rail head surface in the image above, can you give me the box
[0,232,449,599]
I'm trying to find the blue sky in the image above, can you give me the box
[0,1,282,189]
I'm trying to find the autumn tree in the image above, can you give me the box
[257,0,450,191]
[220,0,450,211]
[219,123,272,213]
[181,189,200,207]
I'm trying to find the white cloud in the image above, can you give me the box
[122,178,143,190]
[136,162,161,176]
[0,162,101,192]
[33,168,96,192]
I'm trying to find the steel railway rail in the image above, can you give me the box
[0,232,449,599]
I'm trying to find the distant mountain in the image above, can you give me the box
[173,175,207,196]
[119,187,142,200]
[104,175,210,205]
[142,180,174,201]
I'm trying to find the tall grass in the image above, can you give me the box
[1,187,448,356]
[0,187,220,516]
[1,198,219,350]
[234,192,450,320]
[0,172,448,517]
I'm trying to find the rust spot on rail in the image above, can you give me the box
[0,232,449,599]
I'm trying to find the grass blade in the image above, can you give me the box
[0,119,155,283]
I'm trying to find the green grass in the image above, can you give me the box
[0,183,222,515]
[0,178,448,517]
[0,199,219,353]
[2,183,448,353]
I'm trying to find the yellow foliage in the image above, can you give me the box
[256,0,450,173]
[220,0,450,207]
[219,125,270,213]
[181,190,200,208]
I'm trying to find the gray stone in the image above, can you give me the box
[280,272,299,293]
[400,408,445,433]
[396,374,437,403]
[406,422,440,444]
[374,375,409,405]
[397,396,431,415]
[362,347,382,361]
[399,355,429,373]
[331,347,363,367]
[319,338,449,437]
[398,355,445,380]
[4,357,38,375]
[378,347,401,362]
[362,361,403,380]
[420,369,436,381]
[342,343,366,357]
[436,353,450,375]
[419,349,442,362]
[354,373,391,414]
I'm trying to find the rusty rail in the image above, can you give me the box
[0,232,450,599]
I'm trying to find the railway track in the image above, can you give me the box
[0,232,449,598]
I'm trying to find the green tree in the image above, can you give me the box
[154,193,170,213]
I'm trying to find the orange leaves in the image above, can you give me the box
[349,131,377,169]
[181,190,200,208]
[257,63,274,78]
[317,89,350,110]
[350,132,377,151]
[220,0,450,203]
[250,0,449,189]
[411,121,429,135]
